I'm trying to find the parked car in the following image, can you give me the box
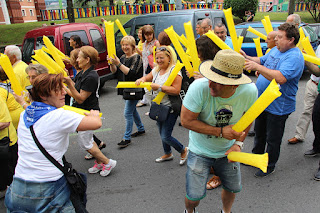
[235,21,319,56]
[114,9,227,52]
[21,23,113,89]
[309,23,320,41]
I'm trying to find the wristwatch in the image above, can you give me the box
[234,141,244,150]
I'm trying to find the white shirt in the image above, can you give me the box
[15,108,84,182]
[311,45,320,83]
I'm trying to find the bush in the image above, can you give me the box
[224,0,259,21]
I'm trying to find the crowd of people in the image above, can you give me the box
[0,12,320,213]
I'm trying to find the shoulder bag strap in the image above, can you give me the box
[30,125,66,174]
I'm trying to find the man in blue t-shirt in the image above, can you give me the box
[181,49,258,213]
[214,22,234,49]
[242,23,304,177]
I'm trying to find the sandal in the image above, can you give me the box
[85,153,93,160]
[206,175,221,190]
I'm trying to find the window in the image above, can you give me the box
[63,31,89,56]
[30,9,34,16]
[90,29,106,53]
[22,38,35,63]
[35,36,54,50]
[21,9,26,17]
[115,26,132,50]
[244,27,267,43]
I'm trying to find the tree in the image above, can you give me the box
[288,0,295,15]
[67,0,75,23]
[224,0,259,22]
[305,0,320,22]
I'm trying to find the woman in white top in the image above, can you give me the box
[135,46,188,165]
[5,73,101,212]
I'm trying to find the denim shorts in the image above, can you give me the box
[186,151,242,201]
[5,176,75,213]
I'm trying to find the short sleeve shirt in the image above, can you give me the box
[0,96,17,146]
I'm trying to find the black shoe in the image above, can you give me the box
[314,169,320,181]
[117,139,131,148]
[131,130,145,137]
[248,130,255,137]
[254,167,275,178]
[304,149,319,157]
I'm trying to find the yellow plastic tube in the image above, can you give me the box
[0,54,23,95]
[153,46,156,63]
[62,105,102,117]
[32,54,56,74]
[232,79,281,132]
[43,35,65,69]
[264,16,273,34]
[34,49,66,76]
[301,37,316,57]
[152,61,184,104]
[238,36,244,49]
[205,31,232,50]
[303,53,320,66]
[228,152,268,173]
[184,21,200,76]
[223,8,240,52]
[296,27,306,50]
[253,38,263,57]
[31,60,39,64]
[116,82,152,91]
[115,19,127,37]
[105,21,116,61]
[180,34,188,47]
[247,26,267,41]
[164,26,193,76]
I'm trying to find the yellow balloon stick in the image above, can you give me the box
[180,34,188,47]
[205,31,232,50]
[0,54,23,95]
[32,54,56,74]
[164,26,193,76]
[34,49,66,76]
[31,60,39,64]
[105,21,116,61]
[264,16,273,34]
[232,79,281,132]
[261,19,269,35]
[152,61,184,104]
[42,46,65,60]
[153,46,156,63]
[62,105,102,117]
[301,37,316,57]
[43,35,65,69]
[247,26,267,41]
[303,53,320,66]
[296,27,306,50]
[238,35,244,49]
[115,19,127,37]
[253,38,263,57]
[116,82,152,91]
[184,21,200,76]
[223,8,240,52]
[228,152,268,173]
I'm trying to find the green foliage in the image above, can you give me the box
[304,0,320,22]
[224,0,259,21]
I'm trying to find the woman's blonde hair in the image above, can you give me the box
[154,45,176,73]
[120,36,136,52]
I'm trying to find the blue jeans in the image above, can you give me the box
[5,176,75,213]
[253,110,289,170]
[156,112,184,155]
[186,151,241,201]
[124,99,145,140]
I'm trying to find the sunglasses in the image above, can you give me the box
[156,47,171,54]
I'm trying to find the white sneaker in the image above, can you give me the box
[100,159,117,177]
[88,161,103,174]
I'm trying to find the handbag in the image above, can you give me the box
[147,54,154,69]
[30,125,88,213]
[0,136,10,160]
[122,88,145,100]
[149,102,171,122]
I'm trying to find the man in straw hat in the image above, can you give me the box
[242,22,304,177]
[181,49,258,213]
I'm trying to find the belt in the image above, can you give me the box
[312,80,319,86]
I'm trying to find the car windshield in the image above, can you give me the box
[244,27,267,43]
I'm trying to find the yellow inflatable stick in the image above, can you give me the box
[180,34,188,47]
[184,21,200,76]
[247,26,267,41]
[223,8,240,52]
[115,19,127,37]
[253,38,263,57]
[153,61,184,104]
[105,21,116,61]
[34,50,66,76]
[296,27,306,50]
[205,31,232,50]
[32,54,56,74]
[303,53,320,66]
[264,16,273,34]
[116,82,152,91]
[238,36,244,49]
[62,105,102,117]
[43,35,65,69]
[301,37,316,57]
[232,79,281,132]
[0,54,23,95]
[31,60,39,64]
[165,26,193,76]
[153,46,156,63]
[228,152,268,173]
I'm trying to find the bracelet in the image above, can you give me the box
[159,85,162,92]
[219,127,223,138]
[116,62,122,68]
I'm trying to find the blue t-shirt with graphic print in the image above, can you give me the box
[183,78,258,159]
[258,47,304,115]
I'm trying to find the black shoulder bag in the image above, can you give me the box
[30,125,88,213]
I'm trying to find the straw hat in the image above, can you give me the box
[199,49,252,85]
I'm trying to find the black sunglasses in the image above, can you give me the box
[156,47,171,53]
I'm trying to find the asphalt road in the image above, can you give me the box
[1,72,320,213]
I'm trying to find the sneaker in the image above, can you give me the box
[136,102,147,107]
[183,208,197,213]
[88,161,103,174]
[84,153,93,160]
[100,159,117,177]
[304,149,319,157]
[254,167,275,178]
[131,130,145,137]
[117,139,131,148]
[314,168,320,181]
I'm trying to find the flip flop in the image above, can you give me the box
[206,175,221,190]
